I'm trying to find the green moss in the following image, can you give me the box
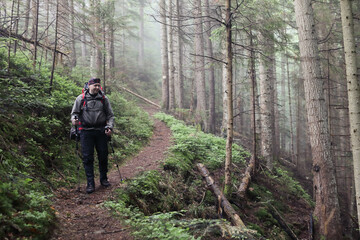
[247,223,265,236]
[254,208,278,227]
[247,183,273,202]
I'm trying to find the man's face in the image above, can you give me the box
[89,83,101,94]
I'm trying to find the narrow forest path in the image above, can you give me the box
[51,105,172,240]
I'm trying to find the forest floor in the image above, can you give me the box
[50,103,313,240]
[50,104,172,240]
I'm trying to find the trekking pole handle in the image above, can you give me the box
[74,116,78,133]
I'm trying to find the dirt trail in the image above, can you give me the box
[51,105,172,240]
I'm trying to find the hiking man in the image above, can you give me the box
[70,77,115,194]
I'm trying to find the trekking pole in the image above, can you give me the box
[107,135,124,182]
[74,116,81,192]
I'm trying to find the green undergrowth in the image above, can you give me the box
[107,113,313,239]
[155,112,251,174]
[106,113,258,239]
[0,49,152,239]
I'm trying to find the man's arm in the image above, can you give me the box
[104,97,115,130]
[71,96,82,125]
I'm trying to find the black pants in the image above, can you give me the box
[80,130,108,184]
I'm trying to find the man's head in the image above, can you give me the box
[88,77,101,94]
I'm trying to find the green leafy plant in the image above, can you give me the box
[154,112,250,174]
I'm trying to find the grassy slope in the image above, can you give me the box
[0,50,153,239]
[106,113,314,240]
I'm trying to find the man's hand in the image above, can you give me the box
[105,128,112,136]
[72,118,80,126]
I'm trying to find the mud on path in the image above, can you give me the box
[51,105,172,240]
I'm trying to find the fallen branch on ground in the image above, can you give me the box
[196,163,246,228]
[119,86,161,109]
[237,155,256,198]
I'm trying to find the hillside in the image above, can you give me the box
[0,50,314,240]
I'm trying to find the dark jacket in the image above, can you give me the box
[71,90,114,131]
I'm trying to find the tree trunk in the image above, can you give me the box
[138,0,145,69]
[175,0,184,109]
[49,0,59,95]
[168,0,175,110]
[280,53,286,152]
[70,0,76,67]
[294,0,342,238]
[273,58,279,159]
[287,55,295,164]
[340,0,360,233]
[160,0,169,110]
[194,0,207,131]
[13,0,20,55]
[249,31,257,165]
[204,0,215,133]
[23,0,31,37]
[31,0,39,69]
[259,31,275,170]
[197,163,246,228]
[221,55,228,137]
[224,0,233,195]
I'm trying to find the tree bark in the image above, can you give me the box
[70,0,76,67]
[204,0,215,133]
[340,0,360,233]
[31,0,39,69]
[194,0,207,131]
[168,0,175,110]
[196,163,246,228]
[23,0,31,38]
[259,31,275,170]
[224,0,233,195]
[160,0,169,110]
[138,0,145,70]
[287,55,295,164]
[294,0,342,238]
[13,0,20,54]
[175,0,184,109]
[49,0,59,95]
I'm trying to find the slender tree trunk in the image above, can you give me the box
[7,0,15,72]
[296,79,301,168]
[109,22,115,78]
[224,0,233,195]
[70,0,76,67]
[168,0,175,110]
[13,0,19,55]
[294,0,342,238]
[273,59,279,159]
[340,0,360,233]
[102,22,106,93]
[81,32,87,64]
[204,0,215,133]
[49,0,59,95]
[175,0,184,109]
[280,53,286,152]
[221,54,228,137]
[287,56,295,164]
[259,31,275,170]
[32,0,39,69]
[23,0,31,37]
[160,0,169,110]
[44,0,50,61]
[138,0,145,69]
[194,0,207,131]
[249,31,257,165]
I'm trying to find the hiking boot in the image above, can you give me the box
[100,179,111,187]
[86,182,95,194]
